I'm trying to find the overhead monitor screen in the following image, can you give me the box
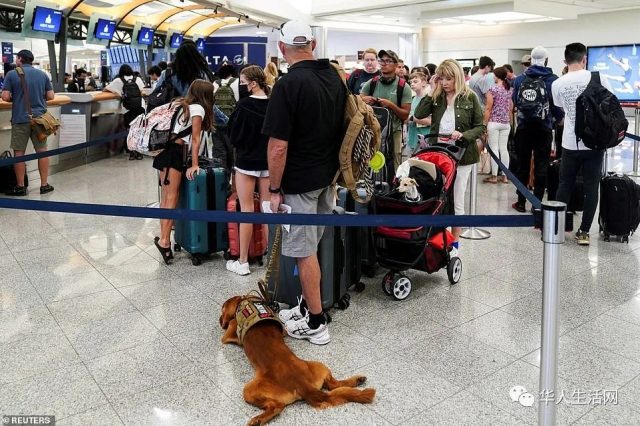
[95,18,116,40]
[137,27,154,46]
[588,44,640,102]
[32,6,63,34]
[170,33,183,49]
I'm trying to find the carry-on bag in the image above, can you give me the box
[547,159,584,212]
[599,173,640,243]
[174,160,229,265]
[371,106,395,186]
[0,151,28,193]
[266,207,351,318]
[225,192,266,265]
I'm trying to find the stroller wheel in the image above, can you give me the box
[392,274,412,301]
[381,272,394,296]
[447,257,462,284]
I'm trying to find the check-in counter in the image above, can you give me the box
[0,95,71,177]
[59,91,124,168]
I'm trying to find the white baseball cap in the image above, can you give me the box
[531,46,548,66]
[279,20,314,45]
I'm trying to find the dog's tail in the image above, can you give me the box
[302,386,376,409]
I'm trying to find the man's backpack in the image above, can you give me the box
[146,69,177,113]
[368,75,407,107]
[120,77,142,111]
[215,78,237,122]
[575,72,629,150]
[517,75,549,122]
[331,64,382,203]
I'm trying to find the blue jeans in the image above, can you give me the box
[556,148,604,233]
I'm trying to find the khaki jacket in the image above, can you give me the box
[414,91,485,165]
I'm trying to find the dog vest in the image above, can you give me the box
[235,297,283,345]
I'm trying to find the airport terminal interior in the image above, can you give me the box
[1,0,640,425]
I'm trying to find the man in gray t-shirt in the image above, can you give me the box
[1,49,55,196]
[468,56,496,107]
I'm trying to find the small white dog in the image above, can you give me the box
[397,177,421,202]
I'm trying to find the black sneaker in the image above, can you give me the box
[136,152,144,160]
[6,186,27,196]
[129,152,137,160]
[511,202,526,213]
[40,184,54,194]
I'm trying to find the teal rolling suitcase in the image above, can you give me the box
[174,160,229,265]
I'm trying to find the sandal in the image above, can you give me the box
[154,237,173,264]
[483,177,498,184]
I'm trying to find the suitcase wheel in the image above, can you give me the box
[604,233,610,242]
[173,244,181,252]
[381,272,394,296]
[623,235,629,244]
[354,282,366,293]
[191,255,202,266]
[447,257,462,285]
[391,274,411,301]
[335,294,351,310]
[223,251,230,260]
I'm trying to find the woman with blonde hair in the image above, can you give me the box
[152,79,216,264]
[264,62,279,87]
[414,59,485,256]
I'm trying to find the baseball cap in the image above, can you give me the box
[279,20,314,45]
[378,49,400,63]
[521,54,532,65]
[531,46,548,66]
[16,49,34,62]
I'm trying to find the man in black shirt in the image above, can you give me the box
[347,47,380,95]
[263,20,347,345]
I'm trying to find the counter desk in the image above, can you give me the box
[0,95,71,179]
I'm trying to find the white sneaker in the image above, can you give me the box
[226,260,250,276]
[285,314,330,345]
[278,296,305,323]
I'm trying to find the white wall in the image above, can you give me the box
[422,9,640,74]
[326,30,398,59]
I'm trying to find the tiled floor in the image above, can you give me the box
[1,140,639,425]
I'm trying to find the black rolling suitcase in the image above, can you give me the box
[547,159,584,212]
[267,207,351,319]
[599,173,640,243]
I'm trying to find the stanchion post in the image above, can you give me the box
[539,201,566,426]
[461,163,491,240]
[630,108,640,177]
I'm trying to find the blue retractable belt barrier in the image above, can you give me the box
[485,144,542,210]
[626,132,640,142]
[0,131,128,167]
[0,198,534,228]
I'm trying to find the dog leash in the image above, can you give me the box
[257,225,282,310]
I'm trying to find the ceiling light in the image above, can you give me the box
[456,12,544,22]
[370,15,384,19]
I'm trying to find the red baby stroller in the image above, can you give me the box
[372,143,463,300]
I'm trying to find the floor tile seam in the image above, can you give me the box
[563,332,640,368]
[51,300,142,333]
[42,285,126,308]
[116,283,206,312]
[600,310,640,329]
[54,403,125,425]
[0,360,85,387]
[568,406,596,425]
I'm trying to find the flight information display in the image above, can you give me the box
[32,6,63,34]
[170,33,183,49]
[588,44,640,101]
[137,27,154,46]
[95,18,116,40]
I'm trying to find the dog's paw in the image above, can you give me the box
[247,418,263,426]
[356,376,367,386]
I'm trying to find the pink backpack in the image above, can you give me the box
[127,101,183,153]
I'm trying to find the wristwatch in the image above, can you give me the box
[269,186,282,194]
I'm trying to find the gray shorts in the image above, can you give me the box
[282,186,336,258]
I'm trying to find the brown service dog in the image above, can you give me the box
[219,295,376,425]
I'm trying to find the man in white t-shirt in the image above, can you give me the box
[551,42,614,246]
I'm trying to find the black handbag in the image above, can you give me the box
[146,69,177,113]
[0,151,29,192]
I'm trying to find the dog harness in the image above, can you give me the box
[235,297,283,345]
